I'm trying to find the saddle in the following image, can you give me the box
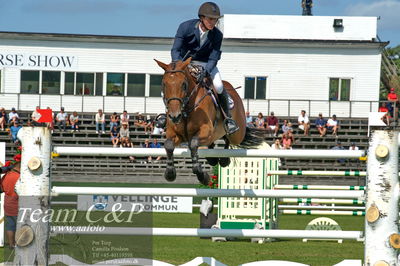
[187,64,234,110]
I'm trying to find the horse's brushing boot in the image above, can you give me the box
[218,89,239,135]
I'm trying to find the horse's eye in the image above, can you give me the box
[182,82,187,91]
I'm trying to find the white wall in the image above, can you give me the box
[0,28,382,117]
[222,15,377,41]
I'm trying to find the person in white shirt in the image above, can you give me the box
[56,107,68,132]
[8,108,19,125]
[120,110,130,126]
[297,110,310,136]
[69,111,80,132]
[326,114,339,136]
[95,109,106,134]
[349,142,359,151]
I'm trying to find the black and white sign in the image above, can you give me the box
[0,53,77,69]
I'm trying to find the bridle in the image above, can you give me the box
[162,69,207,118]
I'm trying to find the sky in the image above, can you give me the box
[0,0,399,47]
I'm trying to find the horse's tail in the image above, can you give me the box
[237,127,266,148]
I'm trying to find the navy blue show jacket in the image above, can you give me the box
[171,19,223,73]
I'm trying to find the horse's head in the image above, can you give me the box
[155,58,193,124]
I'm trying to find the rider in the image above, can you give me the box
[170,2,239,135]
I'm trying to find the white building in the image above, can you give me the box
[0,15,386,117]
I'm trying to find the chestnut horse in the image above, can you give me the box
[155,58,263,185]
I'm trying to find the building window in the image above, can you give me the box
[77,72,94,95]
[244,76,267,99]
[127,74,145,97]
[64,72,75,95]
[21,70,40,94]
[107,73,124,96]
[329,78,351,101]
[149,74,163,97]
[42,71,60,95]
[95,73,103,96]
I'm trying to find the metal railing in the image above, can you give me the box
[0,93,380,118]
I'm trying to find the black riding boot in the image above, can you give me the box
[218,89,239,135]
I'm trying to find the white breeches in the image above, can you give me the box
[192,61,223,94]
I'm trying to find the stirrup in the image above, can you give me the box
[224,118,239,135]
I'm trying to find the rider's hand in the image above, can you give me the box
[197,69,208,83]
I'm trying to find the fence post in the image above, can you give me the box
[365,130,400,265]
[13,127,51,265]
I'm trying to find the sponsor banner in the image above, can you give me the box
[78,195,193,213]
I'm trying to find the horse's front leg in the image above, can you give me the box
[164,138,176,182]
[189,136,209,185]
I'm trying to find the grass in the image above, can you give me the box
[1,182,365,265]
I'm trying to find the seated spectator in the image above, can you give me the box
[110,112,120,131]
[271,139,282,150]
[120,137,135,162]
[349,142,359,151]
[297,110,310,136]
[315,113,327,137]
[378,102,390,125]
[31,106,44,127]
[266,111,279,137]
[8,108,19,125]
[119,123,130,143]
[69,111,80,132]
[332,141,345,165]
[46,107,55,133]
[142,139,152,163]
[153,114,166,135]
[120,110,130,126]
[387,87,398,117]
[245,111,254,127]
[110,125,120,147]
[9,121,22,144]
[255,112,265,129]
[326,114,339,136]
[134,114,152,133]
[0,107,8,131]
[95,109,106,134]
[56,107,68,132]
[281,132,293,150]
[150,138,162,162]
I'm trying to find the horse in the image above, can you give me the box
[155,58,264,185]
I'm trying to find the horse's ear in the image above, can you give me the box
[154,59,168,71]
[181,57,192,69]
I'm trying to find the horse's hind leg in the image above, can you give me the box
[219,138,231,167]
[164,138,176,182]
[189,137,210,185]
[205,143,219,166]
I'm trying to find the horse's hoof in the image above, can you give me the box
[164,167,176,182]
[192,164,202,175]
[197,172,210,186]
[206,157,219,166]
[219,157,231,167]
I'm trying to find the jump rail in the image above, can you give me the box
[50,227,363,240]
[52,147,365,159]
[51,186,364,199]
[274,185,365,191]
[268,170,366,176]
